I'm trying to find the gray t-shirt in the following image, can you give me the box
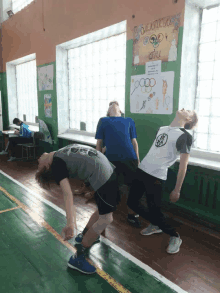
[52,144,115,191]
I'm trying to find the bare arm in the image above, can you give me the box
[131,138,140,164]
[96,139,103,152]
[170,153,190,202]
[60,178,77,238]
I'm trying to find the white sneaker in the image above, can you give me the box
[7,157,17,162]
[167,234,182,254]
[140,223,163,236]
[0,150,8,155]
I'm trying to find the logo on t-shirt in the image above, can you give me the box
[60,145,98,157]
[155,133,168,147]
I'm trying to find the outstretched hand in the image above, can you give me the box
[61,225,75,241]
[169,190,180,203]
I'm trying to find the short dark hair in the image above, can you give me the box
[13,118,22,125]
[35,166,53,190]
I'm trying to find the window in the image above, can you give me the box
[15,60,38,123]
[180,2,220,156]
[56,21,127,135]
[6,54,38,125]
[194,5,220,153]
[68,34,126,133]
[12,0,34,14]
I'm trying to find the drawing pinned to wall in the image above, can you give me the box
[130,71,174,115]
[165,96,170,110]
[162,80,168,107]
[146,108,153,114]
[168,38,177,61]
[38,64,54,91]
[160,71,174,114]
[133,13,181,65]
[130,74,162,114]
[155,98,159,110]
[44,94,52,118]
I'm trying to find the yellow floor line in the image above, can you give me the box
[0,206,21,214]
[0,186,130,293]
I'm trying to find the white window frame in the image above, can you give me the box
[180,0,220,164]
[56,20,126,136]
[6,53,39,127]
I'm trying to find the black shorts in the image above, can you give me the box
[94,171,119,215]
[110,160,138,186]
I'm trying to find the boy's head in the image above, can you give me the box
[176,109,198,130]
[35,153,53,189]
[107,101,122,117]
[13,118,22,126]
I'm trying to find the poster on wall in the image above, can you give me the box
[130,71,174,114]
[160,71,175,114]
[38,64,54,91]
[133,13,181,65]
[44,94,52,118]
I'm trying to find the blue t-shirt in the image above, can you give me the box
[19,123,32,138]
[95,117,137,161]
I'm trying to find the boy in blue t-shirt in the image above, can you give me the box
[95,101,141,227]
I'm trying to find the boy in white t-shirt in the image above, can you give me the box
[127,109,199,254]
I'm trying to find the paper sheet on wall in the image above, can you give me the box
[130,71,174,114]
[145,60,161,76]
[38,65,54,91]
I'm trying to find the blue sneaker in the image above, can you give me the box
[68,254,96,274]
[75,233,100,245]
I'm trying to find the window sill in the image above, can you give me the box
[57,132,96,147]
[176,156,220,172]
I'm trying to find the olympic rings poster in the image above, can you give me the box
[130,71,174,115]
[133,13,181,65]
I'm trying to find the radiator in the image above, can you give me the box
[164,167,220,225]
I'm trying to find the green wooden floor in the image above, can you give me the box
[0,172,180,293]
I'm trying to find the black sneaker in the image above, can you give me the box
[127,214,141,228]
[75,233,100,245]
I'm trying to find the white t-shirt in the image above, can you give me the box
[139,126,193,180]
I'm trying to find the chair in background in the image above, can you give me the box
[18,131,44,160]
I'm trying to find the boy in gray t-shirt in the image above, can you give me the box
[36,144,119,275]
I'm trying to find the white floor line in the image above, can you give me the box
[0,170,188,293]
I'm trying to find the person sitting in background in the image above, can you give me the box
[0,118,33,161]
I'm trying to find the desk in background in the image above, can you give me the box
[2,130,19,156]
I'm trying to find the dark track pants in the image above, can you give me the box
[127,168,178,237]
